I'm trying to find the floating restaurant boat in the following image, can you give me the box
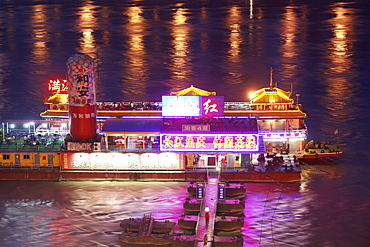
[0,66,342,182]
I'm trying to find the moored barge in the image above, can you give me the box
[0,67,341,182]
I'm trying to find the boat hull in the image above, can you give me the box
[301,151,343,159]
[120,218,175,234]
[119,232,173,246]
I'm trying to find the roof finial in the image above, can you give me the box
[269,67,274,88]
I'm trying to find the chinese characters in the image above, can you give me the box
[48,79,68,93]
[161,134,258,151]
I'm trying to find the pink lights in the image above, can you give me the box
[161,96,224,117]
[160,133,259,152]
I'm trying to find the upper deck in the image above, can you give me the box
[41,84,308,119]
[40,100,307,119]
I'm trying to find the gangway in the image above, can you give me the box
[194,168,220,246]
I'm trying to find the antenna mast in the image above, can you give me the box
[269,67,274,88]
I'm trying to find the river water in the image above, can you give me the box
[0,0,369,246]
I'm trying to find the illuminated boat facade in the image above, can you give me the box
[37,80,311,171]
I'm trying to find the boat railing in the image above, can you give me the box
[258,128,307,134]
[0,165,59,170]
[0,144,64,152]
[224,102,253,111]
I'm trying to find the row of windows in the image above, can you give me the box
[2,154,47,160]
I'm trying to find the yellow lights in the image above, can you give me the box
[170,85,216,96]
[77,4,97,54]
[250,87,292,104]
[249,91,255,100]
[44,93,69,105]
[60,98,68,104]
[289,138,305,142]
[126,6,143,24]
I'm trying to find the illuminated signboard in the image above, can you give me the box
[48,79,68,94]
[61,152,184,170]
[160,133,259,152]
[162,96,224,117]
[200,96,224,116]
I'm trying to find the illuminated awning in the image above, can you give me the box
[101,118,162,134]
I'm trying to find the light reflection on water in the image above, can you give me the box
[0,181,189,246]
[0,0,369,246]
[0,175,365,247]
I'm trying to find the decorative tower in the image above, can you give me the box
[66,53,97,141]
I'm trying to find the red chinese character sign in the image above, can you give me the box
[200,96,224,117]
[160,133,259,152]
[162,96,224,117]
[66,53,97,141]
[48,79,68,94]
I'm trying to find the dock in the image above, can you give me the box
[179,169,243,246]
[118,168,244,246]
[194,170,219,246]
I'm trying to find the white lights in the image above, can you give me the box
[63,152,182,170]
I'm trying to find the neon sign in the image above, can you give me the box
[162,96,224,117]
[62,153,183,170]
[160,133,259,152]
[48,79,68,94]
[202,98,218,115]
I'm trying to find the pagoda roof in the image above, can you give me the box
[250,87,293,104]
[170,85,216,96]
[44,93,68,104]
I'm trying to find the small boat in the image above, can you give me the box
[120,216,175,234]
[213,236,243,247]
[187,182,246,197]
[183,197,201,213]
[217,199,245,214]
[215,215,244,231]
[178,215,198,230]
[302,140,342,159]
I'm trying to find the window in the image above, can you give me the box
[23,154,31,160]
[3,154,10,160]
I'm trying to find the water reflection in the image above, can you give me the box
[30,5,49,60]
[0,181,188,246]
[227,6,242,59]
[77,3,98,54]
[276,5,308,88]
[121,6,149,97]
[168,4,192,88]
[319,3,358,141]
